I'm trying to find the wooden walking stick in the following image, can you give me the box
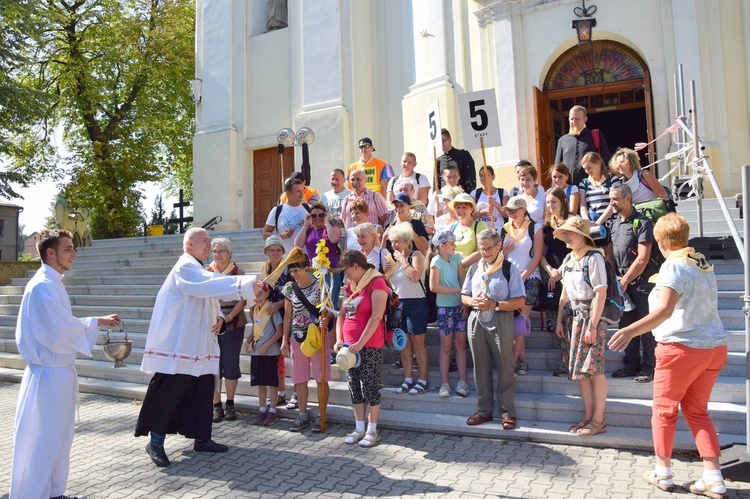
[318,308,329,433]
[480,136,494,229]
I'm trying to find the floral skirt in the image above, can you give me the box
[568,301,607,381]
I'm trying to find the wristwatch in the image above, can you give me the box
[494,301,501,312]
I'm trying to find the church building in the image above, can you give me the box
[191,0,750,229]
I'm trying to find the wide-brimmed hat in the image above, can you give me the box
[336,345,361,371]
[264,235,284,252]
[553,216,595,247]
[447,192,477,212]
[393,193,411,206]
[432,230,456,247]
[501,196,527,212]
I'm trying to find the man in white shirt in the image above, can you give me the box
[263,178,310,254]
[386,152,431,206]
[135,228,262,467]
[320,168,351,221]
[10,229,120,499]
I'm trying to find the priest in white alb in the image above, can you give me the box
[10,229,121,499]
[135,227,261,467]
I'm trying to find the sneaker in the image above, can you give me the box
[253,411,267,425]
[517,361,528,376]
[275,394,287,407]
[330,351,337,365]
[312,417,322,433]
[456,380,469,397]
[263,412,278,426]
[289,415,310,432]
[439,384,451,398]
[391,359,403,368]
[212,406,224,423]
[225,405,237,421]
[286,394,298,410]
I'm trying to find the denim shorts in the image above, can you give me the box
[399,298,428,335]
[437,306,467,335]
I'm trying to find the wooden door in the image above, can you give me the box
[643,70,656,169]
[533,87,554,188]
[253,147,294,227]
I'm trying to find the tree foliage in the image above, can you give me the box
[3,0,195,238]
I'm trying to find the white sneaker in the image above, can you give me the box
[439,384,450,398]
[456,380,469,397]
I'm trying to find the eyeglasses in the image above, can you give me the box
[310,213,325,219]
[359,144,371,150]
[212,249,228,254]
[478,244,498,253]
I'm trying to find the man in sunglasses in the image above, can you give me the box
[346,137,394,195]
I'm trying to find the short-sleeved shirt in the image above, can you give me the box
[321,188,352,220]
[430,253,463,307]
[561,250,608,301]
[367,247,388,272]
[304,226,339,268]
[249,310,284,356]
[342,276,389,348]
[282,280,321,332]
[387,172,431,197]
[611,211,656,280]
[341,189,389,227]
[470,188,506,225]
[451,221,488,258]
[265,204,310,254]
[462,259,525,303]
[279,186,320,204]
[347,157,394,194]
[649,255,726,348]
[579,175,622,221]
[504,222,542,280]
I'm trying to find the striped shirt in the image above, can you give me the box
[340,188,389,227]
[579,174,621,221]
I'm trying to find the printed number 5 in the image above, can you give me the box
[428,111,437,141]
[469,99,488,131]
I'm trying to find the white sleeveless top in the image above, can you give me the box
[388,251,426,299]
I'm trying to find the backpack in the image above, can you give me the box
[473,187,506,203]
[563,249,624,325]
[637,170,677,213]
[274,203,311,232]
[383,281,403,330]
[591,129,601,155]
[389,173,422,193]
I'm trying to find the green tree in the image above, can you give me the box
[4,0,195,238]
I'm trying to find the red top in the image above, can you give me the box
[342,276,388,349]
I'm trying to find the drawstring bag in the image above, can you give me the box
[514,313,531,337]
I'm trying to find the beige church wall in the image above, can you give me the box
[193,128,240,229]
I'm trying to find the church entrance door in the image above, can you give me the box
[253,146,294,227]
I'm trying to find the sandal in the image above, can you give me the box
[682,479,728,499]
[577,420,606,436]
[642,470,674,492]
[359,431,380,448]
[395,381,413,394]
[344,429,364,444]
[569,419,591,434]
[408,381,428,395]
[501,417,517,430]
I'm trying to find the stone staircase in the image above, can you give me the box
[0,197,746,452]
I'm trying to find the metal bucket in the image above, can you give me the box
[101,325,132,368]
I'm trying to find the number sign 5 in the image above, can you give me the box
[458,90,501,149]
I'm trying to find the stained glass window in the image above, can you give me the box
[545,41,646,91]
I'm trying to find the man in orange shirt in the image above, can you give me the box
[346,137,394,195]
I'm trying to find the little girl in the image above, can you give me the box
[548,163,580,215]
[429,230,469,398]
[245,283,284,426]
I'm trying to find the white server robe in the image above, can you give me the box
[10,264,100,499]
[140,253,257,376]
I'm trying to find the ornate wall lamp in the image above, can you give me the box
[572,0,597,46]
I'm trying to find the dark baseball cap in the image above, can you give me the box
[358,137,373,148]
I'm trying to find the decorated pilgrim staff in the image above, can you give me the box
[10,229,121,499]
[135,228,262,468]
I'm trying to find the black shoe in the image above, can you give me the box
[145,443,170,467]
[225,405,237,421]
[611,367,639,378]
[634,371,654,383]
[212,405,224,423]
[194,439,229,453]
[448,360,457,373]
[51,495,86,499]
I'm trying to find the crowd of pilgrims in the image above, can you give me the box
[203,128,730,496]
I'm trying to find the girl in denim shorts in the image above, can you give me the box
[429,231,470,398]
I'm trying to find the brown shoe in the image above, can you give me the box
[466,412,493,426]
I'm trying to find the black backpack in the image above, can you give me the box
[563,250,624,325]
[500,220,536,259]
